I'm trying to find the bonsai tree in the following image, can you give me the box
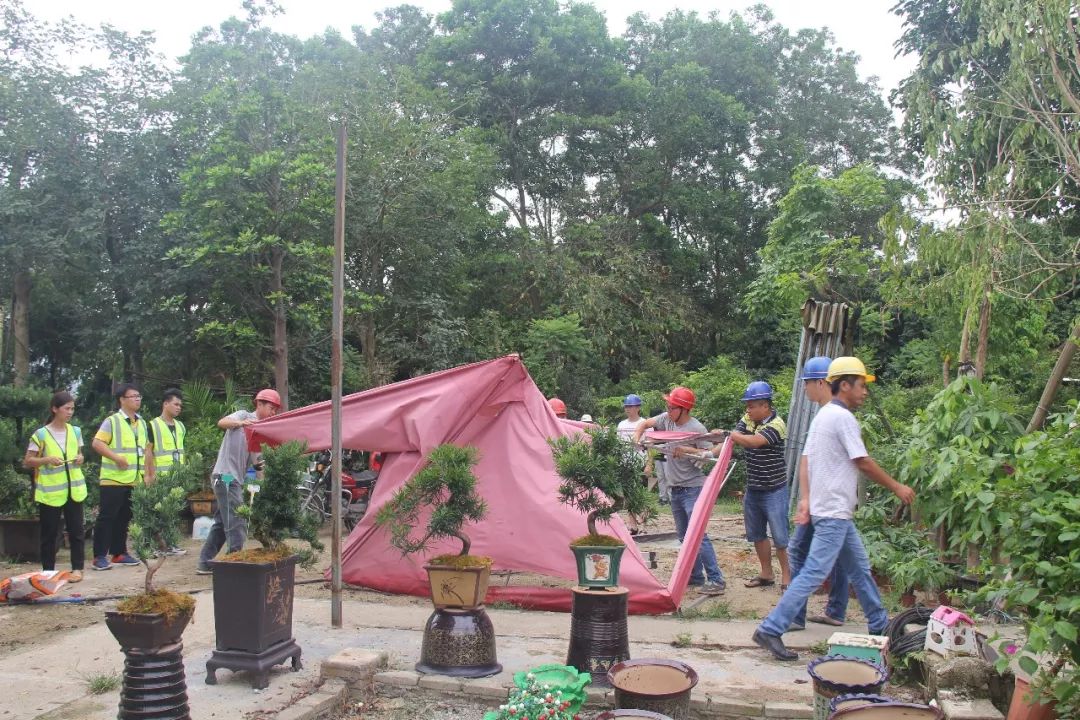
[550,426,657,545]
[376,444,488,566]
[118,472,195,616]
[236,440,323,565]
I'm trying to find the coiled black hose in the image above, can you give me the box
[886,606,935,659]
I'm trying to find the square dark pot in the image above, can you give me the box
[105,608,194,651]
[0,517,42,563]
[209,555,296,654]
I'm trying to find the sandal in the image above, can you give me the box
[808,614,844,626]
[744,576,776,588]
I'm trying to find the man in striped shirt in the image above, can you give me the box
[722,381,791,589]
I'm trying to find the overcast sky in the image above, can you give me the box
[35,0,918,102]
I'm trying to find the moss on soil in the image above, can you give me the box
[569,533,624,547]
[115,589,195,620]
[428,554,493,569]
[220,546,293,564]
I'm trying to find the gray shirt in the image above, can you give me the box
[653,412,710,488]
[212,410,259,480]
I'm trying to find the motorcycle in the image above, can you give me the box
[297,450,378,531]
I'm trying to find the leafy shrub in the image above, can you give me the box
[984,407,1079,713]
[0,465,35,518]
[895,376,1024,556]
[376,444,487,558]
[682,355,752,429]
[550,426,656,539]
[239,441,322,566]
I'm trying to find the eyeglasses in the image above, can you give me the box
[123,394,142,400]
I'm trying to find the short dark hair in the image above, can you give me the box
[830,375,862,395]
[115,382,140,400]
[163,388,183,403]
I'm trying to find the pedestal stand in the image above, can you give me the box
[205,638,302,690]
[120,641,190,720]
[416,606,502,678]
[566,585,630,687]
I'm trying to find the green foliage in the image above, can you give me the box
[895,376,1024,554]
[984,407,1080,714]
[245,441,322,566]
[550,426,656,538]
[522,314,601,415]
[375,444,487,557]
[682,356,752,429]
[84,672,121,695]
[128,473,187,593]
[0,465,34,518]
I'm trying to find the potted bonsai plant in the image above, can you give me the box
[551,426,657,588]
[376,443,501,677]
[377,444,490,608]
[205,440,322,690]
[104,472,194,720]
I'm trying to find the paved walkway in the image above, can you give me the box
[6,593,853,719]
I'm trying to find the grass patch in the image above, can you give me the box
[85,672,121,695]
[809,639,830,655]
[678,602,733,620]
[672,632,693,648]
[714,497,742,515]
[569,534,624,547]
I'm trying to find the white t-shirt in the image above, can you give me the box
[616,418,639,442]
[803,401,868,519]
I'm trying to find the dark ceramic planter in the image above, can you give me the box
[0,517,43,563]
[209,555,296,654]
[105,607,194,651]
[607,658,698,720]
[205,555,303,689]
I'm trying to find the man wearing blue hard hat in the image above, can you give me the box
[787,356,850,630]
[719,380,791,590]
[617,394,652,534]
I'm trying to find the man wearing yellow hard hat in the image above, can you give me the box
[753,357,915,661]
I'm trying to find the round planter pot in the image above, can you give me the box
[1007,676,1057,720]
[829,694,894,715]
[807,655,888,720]
[829,703,942,720]
[607,658,698,720]
[570,544,626,588]
[425,563,491,610]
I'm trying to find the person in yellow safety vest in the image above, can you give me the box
[90,383,155,571]
[146,388,186,556]
[22,391,87,583]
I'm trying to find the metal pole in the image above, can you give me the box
[331,120,346,627]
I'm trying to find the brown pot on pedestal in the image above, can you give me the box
[1007,677,1057,720]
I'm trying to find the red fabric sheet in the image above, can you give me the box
[246,355,733,614]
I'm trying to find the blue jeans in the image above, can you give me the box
[788,521,850,626]
[759,517,886,637]
[743,485,791,548]
[670,485,725,585]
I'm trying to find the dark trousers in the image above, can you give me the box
[94,485,133,558]
[38,500,85,571]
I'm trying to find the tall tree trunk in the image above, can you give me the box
[269,246,289,410]
[12,270,31,388]
[361,314,377,379]
[974,289,991,380]
[1027,320,1080,432]
[958,304,973,364]
[0,296,9,384]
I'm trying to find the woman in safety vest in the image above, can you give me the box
[22,391,86,582]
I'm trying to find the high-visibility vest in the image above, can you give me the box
[32,424,87,506]
[99,412,148,485]
[150,417,186,472]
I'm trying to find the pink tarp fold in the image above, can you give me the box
[246,355,732,614]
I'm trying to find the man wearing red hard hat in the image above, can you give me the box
[633,386,726,595]
[196,388,281,574]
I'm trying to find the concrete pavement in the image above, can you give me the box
[4,592,850,719]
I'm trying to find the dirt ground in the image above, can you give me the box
[0,504,863,652]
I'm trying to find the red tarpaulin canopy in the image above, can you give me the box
[247,355,732,614]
